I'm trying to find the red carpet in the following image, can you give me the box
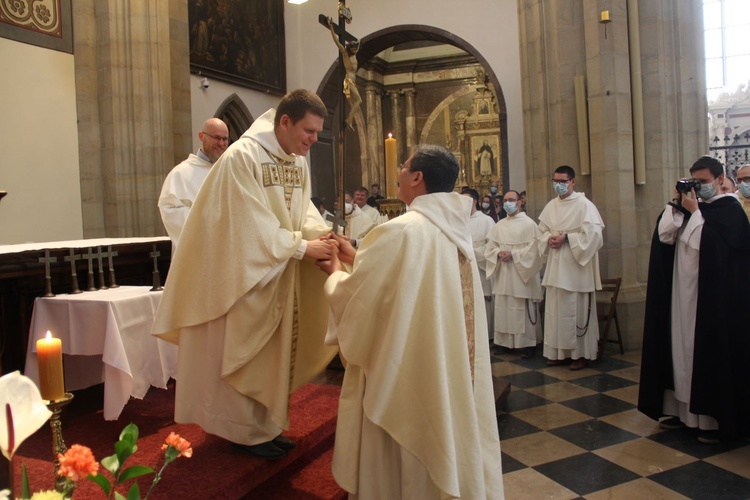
[12,383,344,499]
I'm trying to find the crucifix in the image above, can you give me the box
[38,250,57,297]
[63,249,82,294]
[96,246,109,290]
[150,244,163,291]
[85,248,97,291]
[107,245,120,288]
[319,1,357,236]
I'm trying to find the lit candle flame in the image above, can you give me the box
[45,331,52,341]
[388,133,393,139]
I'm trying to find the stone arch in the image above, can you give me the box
[216,93,253,145]
[314,25,508,203]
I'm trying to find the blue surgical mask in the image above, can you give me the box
[490,186,498,194]
[503,201,518,215]
[698,181,716,200]
[738,182,750,199]
[553,182,569,197]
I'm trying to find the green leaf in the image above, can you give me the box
[21,463,30,499]
[114,492,127,500]
[114,440,136,472]
[126,481,141,500]
[119,423,139,446]
[119,465,154,482]
[88,472,111,495]
[101,454,120,475]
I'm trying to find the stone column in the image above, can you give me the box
[388,90,405,164]
[375,90,385,178]
[366,84,381,184]
[403,88,418,154]
[74,0,184,238]
[517,0,707,349]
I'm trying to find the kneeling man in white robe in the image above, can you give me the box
[317,145,504,499]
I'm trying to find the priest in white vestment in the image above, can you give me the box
[486,190,543,354]
[538,166,604,371]
[354,187,387,225]
[342,193,377,248]
[158,118,229,252]
[317,145,504,499]
[462,188,496,337]
[152,90,338,460]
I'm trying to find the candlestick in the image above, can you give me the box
[37,331,65,401]
[600,10,611,23]
[385,134,398,198]
[46,393,74,494]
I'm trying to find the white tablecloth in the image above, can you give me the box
[24,286,177,420]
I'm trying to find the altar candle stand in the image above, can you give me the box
[384,133,398,198]
[36,331,74,493]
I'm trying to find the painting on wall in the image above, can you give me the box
[189,0,286,95]
[471,135,499,179]
[0,0,73,53]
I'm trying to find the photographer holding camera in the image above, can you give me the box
[639,156,750,444]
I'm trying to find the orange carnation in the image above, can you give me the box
[57,444,99,482]
[161,432,192,458]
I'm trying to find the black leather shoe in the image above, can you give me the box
[273,434,296,451]
[232,441,286,459]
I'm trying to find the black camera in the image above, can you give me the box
[675,178,701,194]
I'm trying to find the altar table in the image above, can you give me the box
[24,286,177,420]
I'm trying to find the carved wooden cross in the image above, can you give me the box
[319,1,357,234]
[150,244,163,291]
[63,249,82,294]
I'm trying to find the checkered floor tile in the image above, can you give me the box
[493,347,750,499]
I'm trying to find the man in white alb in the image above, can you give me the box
[158,117,229,251]
[538,165,604,371]
[317,145,504,499]
[152,90,337,460]
[342,192,377,248]
[486,189,543,357]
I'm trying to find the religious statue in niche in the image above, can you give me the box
[328,17,362,130]
[473,136,498,177]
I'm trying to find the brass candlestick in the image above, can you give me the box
[45,393,74,493]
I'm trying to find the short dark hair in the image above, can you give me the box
[554,165,576,180]
[355,187,369,196]
[275,89,326,128]
[311,196,323,208]
[371,183,380,188]
[689,155,724,179]
[464,188,480,203]
[407,145,459,194]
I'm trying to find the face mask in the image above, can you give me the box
[344,203,353,214]
[481,202,490,210]
[553,182,569,197]
[503,201,518,215]
[738,182,750,199]
[490,186,498,194]
[698,180,716,199]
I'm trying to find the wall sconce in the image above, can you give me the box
[199,77,209,90]
[600,10,612,39]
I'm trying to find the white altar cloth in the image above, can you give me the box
[24,286,177,420]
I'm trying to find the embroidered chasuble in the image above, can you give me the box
[324,193,504,499]
[152,109,336,445]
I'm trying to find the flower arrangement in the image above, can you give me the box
[0,372,192,499]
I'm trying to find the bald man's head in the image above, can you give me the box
[198,118,229,163]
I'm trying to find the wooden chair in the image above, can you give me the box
[597,277,624,360]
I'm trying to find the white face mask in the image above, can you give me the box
[553,181,569,197]
[344,202,353,214]
[481,202,490,210]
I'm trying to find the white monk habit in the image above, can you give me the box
[538,191,604,360]
[468,209,496,335]
[152,109,337,446]
[656,202,720,430]
[344,204,377,247]
[485,212,543,349]
[324,193,504,499]
[158,152,212,251]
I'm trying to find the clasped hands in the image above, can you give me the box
[498,250,512,263]
[548,233,567,249]
[307,232,356,275]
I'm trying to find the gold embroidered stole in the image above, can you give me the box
[458,250,476,385]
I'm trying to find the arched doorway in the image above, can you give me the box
[216,93,254,146]
[312,25,508,210]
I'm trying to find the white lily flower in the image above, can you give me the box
[0,371,53,459]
